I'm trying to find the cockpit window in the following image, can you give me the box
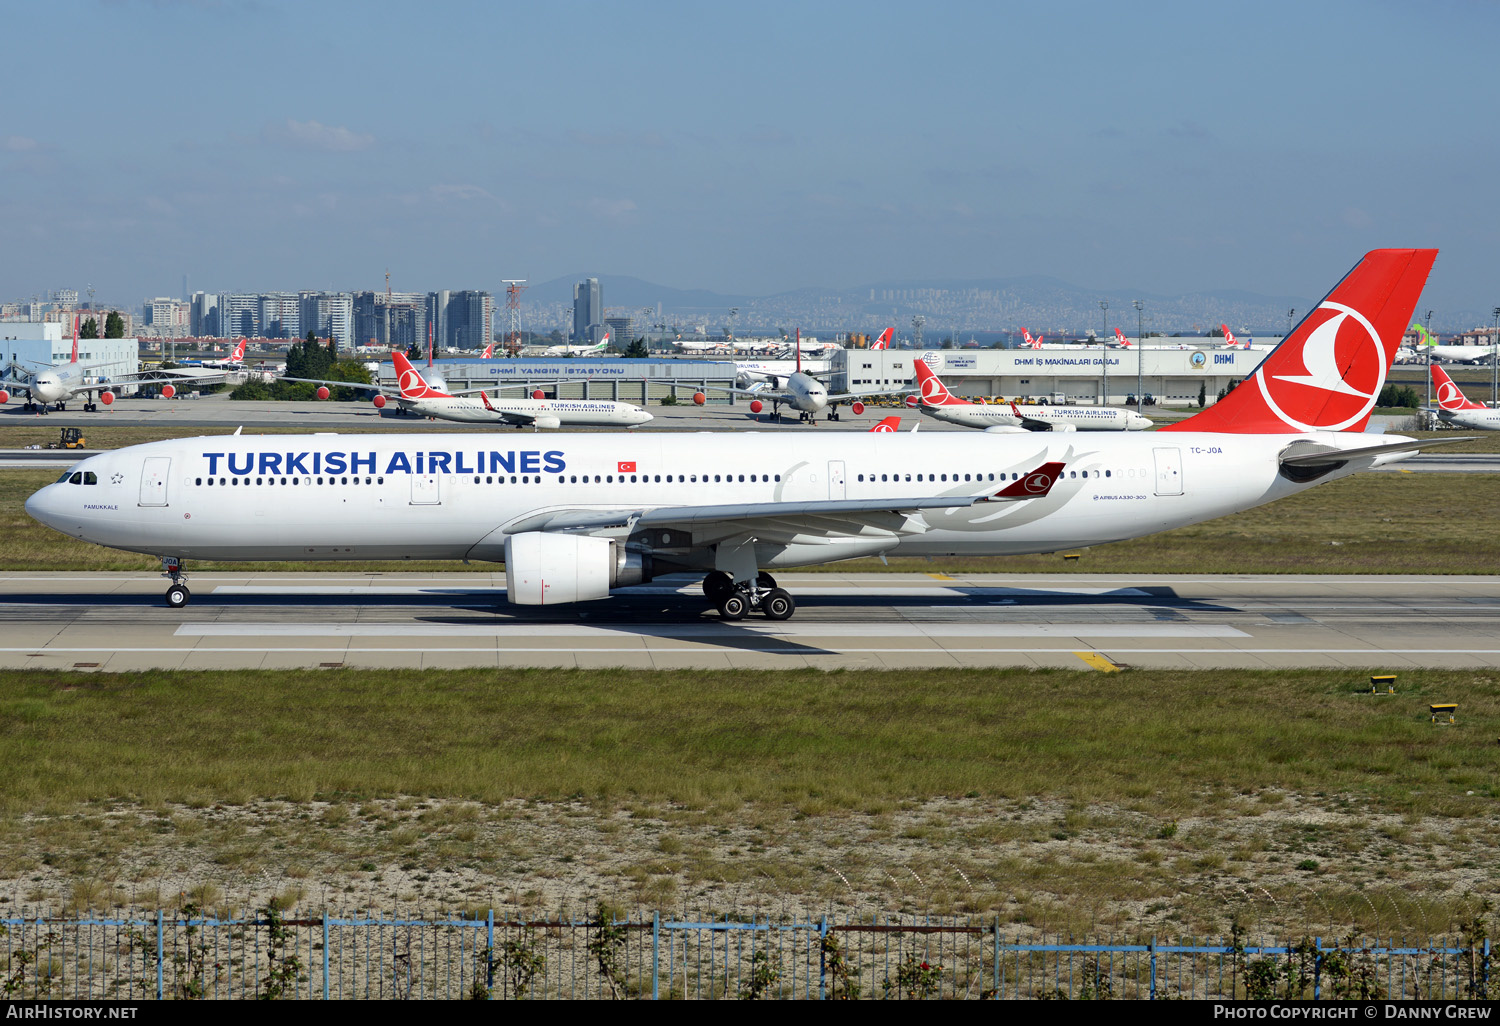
[83,472,97,485]
[68,472,83,485]
[57,471,73,483]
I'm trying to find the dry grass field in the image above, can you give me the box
[0,666,1494,939]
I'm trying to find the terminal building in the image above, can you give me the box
[830,344,1277,406]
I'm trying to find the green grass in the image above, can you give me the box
[1,667,1493,816]
[7,465,1500,573]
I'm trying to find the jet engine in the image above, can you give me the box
[372,394,387,409]
[503,532,651,605]
[532,415,561,429]
[160,384,176,399]
[99,391,114,405]
[0,390,9,405]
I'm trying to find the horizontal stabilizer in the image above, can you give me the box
[1278,436,1478,467]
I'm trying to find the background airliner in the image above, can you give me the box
[294,351,652,428]
[1,320,240,412]
[25,250,1455,623]
[1428,365,1500,429]
[543,332,611,357]
[911,359,1152,432]
[692,330,906,422]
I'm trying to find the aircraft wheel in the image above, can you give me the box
[756,572,777,590]
[761,588,795,621]
[165,584,191,608]
[718,594,749,621]
[702,571,733,602]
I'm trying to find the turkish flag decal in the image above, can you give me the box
[618,461,636,473]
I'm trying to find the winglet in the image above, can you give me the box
[990,461,1066,500]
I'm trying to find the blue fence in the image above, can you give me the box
[0,910,1490,1000]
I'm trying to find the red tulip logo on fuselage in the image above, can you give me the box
[1256,302,1385,432]
[1024,472,1052,493]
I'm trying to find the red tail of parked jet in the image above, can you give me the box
[230,338,246,363]
[870,327,894,350]
[71,315,79,363]
[913,358,971,406]
[868,415,902,432]
[391,350,452,400]
[1431,364,1485,411]
[1020,328,1043,349]
[1163,249,1437,434]
[1221,324,1240,348]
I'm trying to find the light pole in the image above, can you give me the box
[1133,299,1144,413]
[1099,300,1109,407]
[1425,309,1433,412]
[1287,308,1295,340]
[1492,307,1500,408]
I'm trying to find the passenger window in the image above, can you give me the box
[316,477,323,485]
[256,477,263,485]
[775,475,781,482]
[941,474,947,481]
[654,475,661,482]
[964,474,971,481]
[858,474,864,482]
[905,474,911,482]
[378,477,385,484]
[631,475,637,483]
[714,475,721,483]
[196,477,202,485]
[738,474,744,482]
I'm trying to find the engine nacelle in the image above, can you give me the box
[316,386,330,400]
[532,415,561,429]
[905,394,920,408]
[851,401,865,416]
[532,389,545,400]
[372,393,387,409]
[692,392,706,406]
[749,399,763,415]
[503,532,651,605]
[982,424,1029,433]
[0,390,9,405]
[160,384,176,399]
[99,390,114,405]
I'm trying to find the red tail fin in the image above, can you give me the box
[871,327,894,350]
[1432,364,1484,411]
[1221,324,1237,347]
[71,315,79,363]
[391,350,450,399]
[1162,249,1437,434]
[231,338,246,362]
[914,358,969,406]
[868,415,901,432]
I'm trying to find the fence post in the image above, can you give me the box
[156,910,164,1001]
[1148,937,1156,1001]
[1484,938,1491,999]
[652,911,659,1001]
[819,916,829,1001]
[992,919,1000,999]
[1313,937,1322,1001]
[487,909,495,998]
[322,915,330,1001]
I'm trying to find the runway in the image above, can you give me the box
[4,571,1499,672]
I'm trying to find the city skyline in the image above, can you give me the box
[2,2,1496,316]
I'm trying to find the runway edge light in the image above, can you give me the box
[1370,674,1396,694]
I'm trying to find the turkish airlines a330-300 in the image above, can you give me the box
[28,249,1458,620]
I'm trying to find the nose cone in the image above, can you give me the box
[24,483,62,531]
[633,408,654,424]
[1129,414,1153,430]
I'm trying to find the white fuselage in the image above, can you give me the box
[1426,345,1497,364]
[399,396,652,427]
[919,403,1152,431]
[1436,408,1500,430]
[27,429,1408,568]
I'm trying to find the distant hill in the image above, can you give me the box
[528,272,1486,335]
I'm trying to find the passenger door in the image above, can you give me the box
[139,457,170,506]
[1152,447,1183,496]
[827,460,846,500]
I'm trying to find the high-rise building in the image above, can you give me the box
[299,292,353,350]
[353,291,427,349]
[191,292,221,337]
[573,277,601,343]
[447,290,493,349]
[258,292,301,339]
[220,294,261,338]
[604,315,632,348]
[143,297,190,337]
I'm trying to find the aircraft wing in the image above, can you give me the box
[503,461,1067,537]
[277,375,387,393]
[825,386,916,402]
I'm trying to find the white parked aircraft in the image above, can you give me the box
[544,332,611,357]
[1429,365,1500,429]
[692,331,904,422]
[1423,342,1497,364]
[0,319,238,412]
[911,359,1152,432]
[27,249,1459,622]
[291,351,651,429]
[1218,325,1275,352]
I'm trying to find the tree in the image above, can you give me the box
[406,344,421,361]
[79,317,99,340]
[624,337,649,359]
[1197,381,1207,408]
[104,312,124,338]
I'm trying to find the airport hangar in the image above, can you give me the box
[833,346,1273,406]
[363,347,1268,408]
[1,322,141,390]
[370,357,740,404]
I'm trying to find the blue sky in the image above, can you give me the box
[3,0,1496,314]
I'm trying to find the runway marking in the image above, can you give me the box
[1074,651,1122,672]
[927,572,956,580]
[173,623,1249,639]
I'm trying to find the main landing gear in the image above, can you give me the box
[161,556,190,608]
[701,570,796,621]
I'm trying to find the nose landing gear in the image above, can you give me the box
[161,556,190,608]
